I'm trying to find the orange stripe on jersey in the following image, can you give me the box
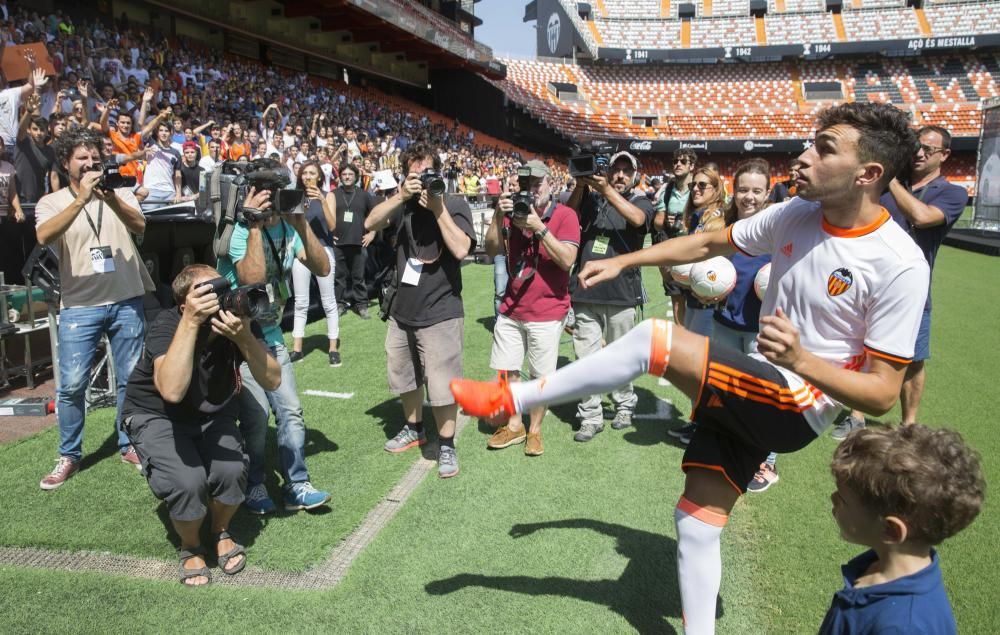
[677,495,730,527]
[822,208,891,238]
[647,319,672,378]
[726,225,753,257]
[864,346,912,365]
[706,369,808,402]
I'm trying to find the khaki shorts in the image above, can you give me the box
[490,313,565,379]
[386,317,464,406]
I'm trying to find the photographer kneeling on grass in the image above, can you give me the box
[122,262,281,586]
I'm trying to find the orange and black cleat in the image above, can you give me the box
[450,375,517,426]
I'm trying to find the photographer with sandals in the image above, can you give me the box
[121,261,281,586]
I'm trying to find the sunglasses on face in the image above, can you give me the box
[917,144,945,156]
[693,181,713,190]
[673,159,690,165]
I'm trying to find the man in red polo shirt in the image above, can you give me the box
[482,160,580,456]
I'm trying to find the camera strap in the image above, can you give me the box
[68,186,103,243]
[263,223,288,276]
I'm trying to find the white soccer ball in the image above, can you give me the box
[754,262,772,301]
[690,257,737,303]
[670,262,694,286]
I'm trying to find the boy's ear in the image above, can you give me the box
[882,515,909,545]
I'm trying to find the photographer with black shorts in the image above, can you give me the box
[122,264,281,586]
[366,142,476,478]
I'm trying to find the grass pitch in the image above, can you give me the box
[0,246,996,633]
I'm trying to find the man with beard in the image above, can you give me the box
[563,151,655,441]
[332,163,377,318]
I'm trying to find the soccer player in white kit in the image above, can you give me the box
[452,103,930,634]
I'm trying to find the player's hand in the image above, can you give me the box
[578,259,623,289]
[183,282,220,325]
[211,309,251,342]
[757,308,804,371]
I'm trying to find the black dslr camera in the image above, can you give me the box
[419,168,446,197]
[87,161,137,191]
[568,142,617,178]
[196,276,270,320]
[511,166,533,219]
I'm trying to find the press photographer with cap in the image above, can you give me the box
[482,160,579,456]
[121,262,281,586]
[565,150,655,442]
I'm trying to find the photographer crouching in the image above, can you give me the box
[366,143,476,478]
[122,264,281,586]
[482,161,579,456]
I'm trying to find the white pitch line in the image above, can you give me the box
[304,389,355,399]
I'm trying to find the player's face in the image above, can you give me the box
[830,480,886,547]
[912,131,949,176]
[735,172,769,219]
[796,125,867,203]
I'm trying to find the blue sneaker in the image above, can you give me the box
[244,483,276,515]
[284,481,331,511]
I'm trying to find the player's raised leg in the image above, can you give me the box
[451,317,708,421]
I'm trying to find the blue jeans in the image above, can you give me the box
[493,255,508,316]
[56,297,145,461]
[238,343,310,490]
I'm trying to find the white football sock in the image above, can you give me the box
[510,318,671,413]
[675,496,728,635]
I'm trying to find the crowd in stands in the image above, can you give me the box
[569,0,1000,50]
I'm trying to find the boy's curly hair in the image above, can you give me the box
[816,102,917,188]
[831,424,985,545]
[54,126,105,170]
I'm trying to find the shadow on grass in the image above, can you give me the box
[299,333,337,357]
[426,518,681,634]
[79,432,122,473]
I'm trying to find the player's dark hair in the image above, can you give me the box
[917,125,952,150]
[831,424,985,545]
[55,126,105,170]
[816,103,917,188]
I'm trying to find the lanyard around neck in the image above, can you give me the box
[69,185,103,243]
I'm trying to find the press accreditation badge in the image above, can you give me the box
[343,211,354,223]
[90,246,115,274]
[401,258,423,286]
[592,236,610,255]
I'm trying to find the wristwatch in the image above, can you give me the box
[534,227,549,240]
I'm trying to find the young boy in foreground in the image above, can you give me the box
[821,424,985,634]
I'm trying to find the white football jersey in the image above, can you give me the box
[728,197,929,433]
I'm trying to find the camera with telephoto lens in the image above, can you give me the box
[196,276,270,319]
[419,168,446,197]
[86,161,137,191]
[568,142,617,179]
[510,166,533,219]
[204,158,306,223]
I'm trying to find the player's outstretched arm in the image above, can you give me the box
[759,308,905,415]
[579,229,735,289]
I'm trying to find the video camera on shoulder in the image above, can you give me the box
[201,158,305,224]
[510,166,533,219]
[568,142,617,179]
[196,276,270,320]
[86,162,137,191]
